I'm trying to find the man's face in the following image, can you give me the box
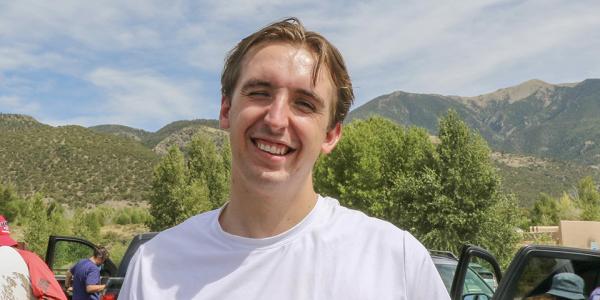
[220,42,341,188]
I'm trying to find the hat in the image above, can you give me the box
[546,273,585,300]
[0,215,18,247]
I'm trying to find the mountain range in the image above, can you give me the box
[0,114,222,205]
[1,78,599,207]
[348,79,600,166]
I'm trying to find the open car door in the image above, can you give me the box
[450,245,502,300]
[451,244,600,300]
[45,235,117,295]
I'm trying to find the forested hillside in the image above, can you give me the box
[0,114,158,205]
[90,119,220,148]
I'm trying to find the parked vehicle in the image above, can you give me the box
[451,244,600,300]
[45,235,600,300]
[45,233,157,300]
[430,250,494,297]
[468,262,498,290]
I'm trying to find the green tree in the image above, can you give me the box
[72,209,102,241]
[530,193,560,226]
[408,110,518,264]
[315,117,435,221]
[315,112,519,265]
[147,146,213,231]
[576,176,600,221]
[0,183,21,221]
[147,146,188,231]
[47,201,71,236]
[187,133,230,208]
[557,192,579,221]
[23,194,51,256]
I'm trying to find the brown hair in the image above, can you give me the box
[221,17,354,129]
[94,246,109,260]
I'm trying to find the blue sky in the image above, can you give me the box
[1,0,599,131]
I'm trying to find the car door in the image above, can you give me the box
[450,245,502,300]
[492,245,600,300]
[451,244,600,300]
[45,235,118,294]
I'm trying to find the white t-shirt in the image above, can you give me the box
[0,246,35,300]
[120,196,450,300]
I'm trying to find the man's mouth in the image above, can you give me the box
[253,139,295,156]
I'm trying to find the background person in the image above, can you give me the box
[545,272,585,300]
[588,286,600,300]
[0,214,67,300]
[66,246,108,300]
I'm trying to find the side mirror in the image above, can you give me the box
[463,293,491,300]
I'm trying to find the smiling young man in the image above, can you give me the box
[120,18,449,299]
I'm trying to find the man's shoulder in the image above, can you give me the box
[15,249,42,262]
[143,208,220,250]
[72,258,94,272]
[322,196,405,233]
[318,196,408,244]
[0,246,34,299]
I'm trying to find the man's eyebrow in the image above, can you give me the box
[296,88,325,108]
[240,79,272,91]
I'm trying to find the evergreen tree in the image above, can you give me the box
[576,176,600,221]
[147,145,214,231]
[404,110,518,264]
[0,183,21,221]
[187,133,229,208]
[23,194,51,256]
[147,146,189,231]
[530,193,560,225]
[557,192,579,221]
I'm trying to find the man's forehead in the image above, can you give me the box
[237,42,335,100]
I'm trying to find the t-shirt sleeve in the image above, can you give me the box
[17,249,68,300]
[403,232,450,300]
[86,264,101,286]
[118,245,144,300]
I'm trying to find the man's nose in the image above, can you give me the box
[264,94,289,131]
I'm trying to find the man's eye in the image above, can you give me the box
[248,91,270,97]
[296,100,316,112]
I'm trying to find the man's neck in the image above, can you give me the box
[219,178,318,238]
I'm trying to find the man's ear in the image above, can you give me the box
[321,122,342,154]
[219,95,231,130]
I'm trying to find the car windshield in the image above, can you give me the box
[434,262,494,296]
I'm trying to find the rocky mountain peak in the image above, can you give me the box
[458,79,583,109]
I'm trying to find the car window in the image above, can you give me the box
[434,262,494,296]
[511,256,600,299]
[464,267,494,295]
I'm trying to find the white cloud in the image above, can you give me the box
[0,1,181,51]
[1,0,599,128]
[312,0,600,102]
[0,95,41,114]
[0,46,74,73]
[85,67,212,130]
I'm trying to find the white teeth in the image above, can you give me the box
[257,142,287,155]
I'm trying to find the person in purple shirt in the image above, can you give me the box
[66,246,109,300]
[589,287,600,300]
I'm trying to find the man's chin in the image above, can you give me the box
[255,170,290,184]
